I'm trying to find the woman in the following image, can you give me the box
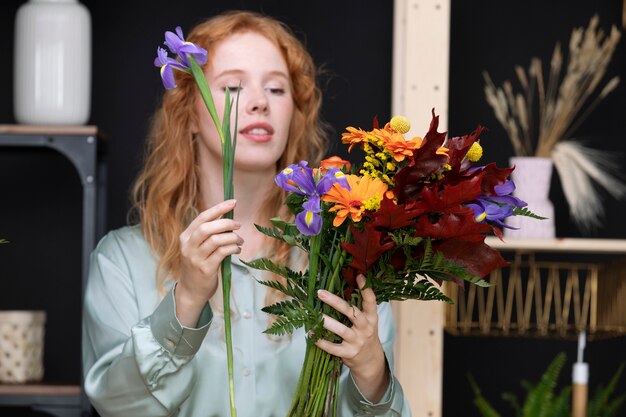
[82,10,410,417]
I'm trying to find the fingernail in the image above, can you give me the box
[317,289,328,299]
[227,199,236,206]
[233,221,241,229]
[357,274,366,287]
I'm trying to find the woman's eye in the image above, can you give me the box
[267,88,285,95]
[224,86,241,93]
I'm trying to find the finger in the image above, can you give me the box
[181,200,237,240]
[318,289,366,325]
[315,338,346,358]
[199,243,243,274]
[357,275,377,317]
[190,220,241,248]
[321,314,354,342]
[207,242,243,262]
[199,232,244,258]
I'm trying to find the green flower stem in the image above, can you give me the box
[289,343,342,416]
[189,55,238,417]
[326,228,351,295]
[308,234,322,305]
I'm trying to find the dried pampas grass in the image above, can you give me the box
[483,15,623,231]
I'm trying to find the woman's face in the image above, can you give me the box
[194,31,294,174]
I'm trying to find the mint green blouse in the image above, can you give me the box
[82,225,411,416]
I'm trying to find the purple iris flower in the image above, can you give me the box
[275,161,351,235]
[296,195,323,236]
[154,27,208,89]
[164,26,207,67]
[153,47,186,89]
[468,180,527,229]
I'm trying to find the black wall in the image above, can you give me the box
[1,1,625,416]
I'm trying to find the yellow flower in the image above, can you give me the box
[465,142,483,162]
[322,175,388,227]
[390,115,411,134]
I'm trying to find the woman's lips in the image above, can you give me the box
[240,123,274,142]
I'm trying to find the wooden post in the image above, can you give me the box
[391,0,450,416]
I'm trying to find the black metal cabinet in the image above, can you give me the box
[0,125,105,417]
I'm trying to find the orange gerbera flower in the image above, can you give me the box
[322,174,388,227]
[341,127,370,152]
[365,124,422,162]
[320,156,351,172]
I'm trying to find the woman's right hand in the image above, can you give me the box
[175,199,242,327]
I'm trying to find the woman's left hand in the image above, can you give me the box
[316,274,390,403]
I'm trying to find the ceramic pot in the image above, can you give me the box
[504,156,556,239]
[14,0,91,125]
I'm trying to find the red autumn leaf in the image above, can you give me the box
[370,197,421,229]
[445,125,486,168]
[416,210,491,242]
[413,174,483,214]
[342,224,395,274]
[479,163,514,195]
[393,110,448,202]
[435,239,509,278]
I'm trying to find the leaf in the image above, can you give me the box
[468,373,503,417]
[393,110,449,202]
[243,257,294,278]
[479,163,515,195]
[417,210,491,242]
[513,206,548,220]
[416,174,484,214]
[370,197,420,229]
[521,352,566,417]
[261,299,324,338]
[342,224,395,274]
[435,239,508,279]
[374,275,452,303]
[589,362,625,417]
[446,125,486,168]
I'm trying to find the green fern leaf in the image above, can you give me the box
[501,392,522,417]
[513,206,547,220]
[521,352,565,417]
[468,373,502,417]
[262,299,322,337]
[589,362,625,417]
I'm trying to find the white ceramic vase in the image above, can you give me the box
[504,156,556,239]
[14,0,91,125]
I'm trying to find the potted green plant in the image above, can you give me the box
[468,353,625,417]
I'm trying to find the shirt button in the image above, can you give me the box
[241,268,250,275]
[242,311,252,319]
[242,367,252,376]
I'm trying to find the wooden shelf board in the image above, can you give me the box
[0,124,97,136]
[0,383,80,396]
[485,236,626,254]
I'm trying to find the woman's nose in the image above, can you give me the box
[246,88,269,114]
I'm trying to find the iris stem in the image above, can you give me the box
[189,54,238,417]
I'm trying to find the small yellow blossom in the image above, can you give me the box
[390,115,411,134]
[466,142,483,162]
[363,195,382,211]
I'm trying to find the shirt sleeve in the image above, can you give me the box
[82,231,212,417]
[337,302,412,417]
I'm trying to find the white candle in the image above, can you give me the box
[572,331,589,417]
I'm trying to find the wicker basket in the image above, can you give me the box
[0,311,46,383]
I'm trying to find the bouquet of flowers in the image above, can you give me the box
[245,112,542,416]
